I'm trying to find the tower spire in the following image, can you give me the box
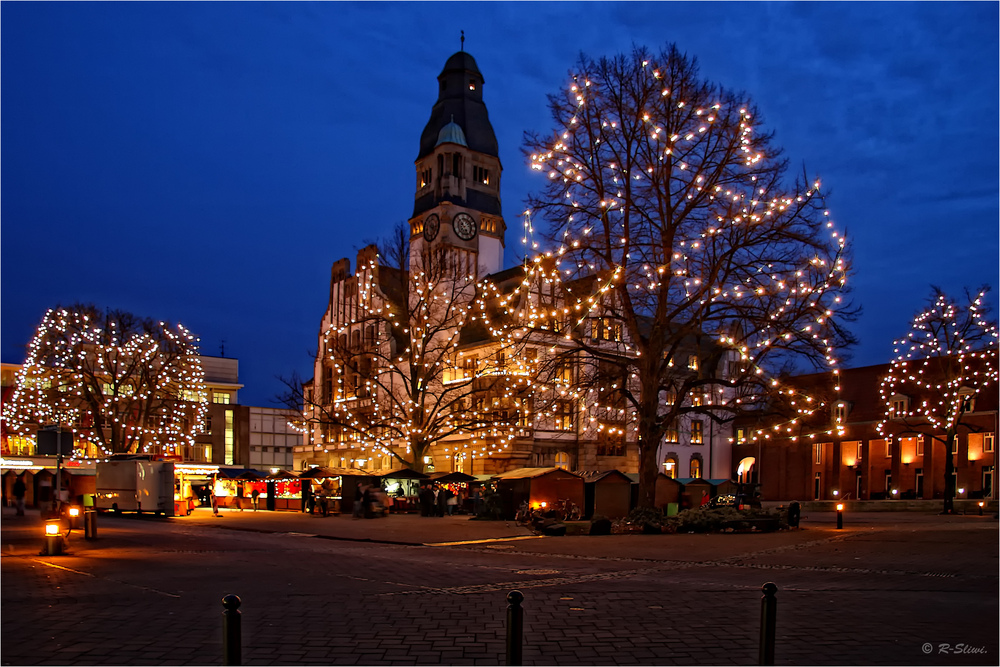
[460,30,465,52]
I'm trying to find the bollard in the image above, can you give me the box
[84,509,97,540]
[759,582,777,666]
[505,590,524,666]
[43,521,64,556]
[222,594,242,666]
[836,503,844,530]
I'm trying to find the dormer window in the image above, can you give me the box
[889,394,909,419]
[832,401,850,424]
[957,387,975,413]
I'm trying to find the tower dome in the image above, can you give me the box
[435,115,468,147]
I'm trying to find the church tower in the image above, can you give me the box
[408,50,506,277]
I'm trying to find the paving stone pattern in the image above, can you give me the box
[1,508,996,666]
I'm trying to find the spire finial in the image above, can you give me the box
[460,30,465,52]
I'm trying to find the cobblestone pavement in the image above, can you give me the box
[1,507,996,666]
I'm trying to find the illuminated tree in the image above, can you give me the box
[876,286,998,513]
[282,226,535,473]
[523,44,855,507]
[1,305,207,457]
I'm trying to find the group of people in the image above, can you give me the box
[351,482,391,519]
[418,482,462,517]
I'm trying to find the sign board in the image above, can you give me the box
[36,430,74,456]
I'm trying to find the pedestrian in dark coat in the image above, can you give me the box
[13,475,26,516]
[436,484,447,517]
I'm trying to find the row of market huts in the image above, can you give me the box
[281,466,737,520]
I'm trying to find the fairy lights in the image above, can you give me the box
[1,306,207,459]
[876,287,998,439]
[520,44,852,502]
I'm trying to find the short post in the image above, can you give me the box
[759,582,777,665]
[978,501,984,516]
[505,590,524,666]
[836,503,844,530]
[68,506,81,530]
[222,594,242,666]
[43,521,64,556]
[84,509,97,540]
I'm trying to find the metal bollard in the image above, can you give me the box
[759,582,777,666]
[505,590,524,666]
[84,510,97,540]
[222,594,242,666]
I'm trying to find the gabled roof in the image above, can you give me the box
[492,466,581,480]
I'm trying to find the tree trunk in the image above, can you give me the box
[943,429,956,514]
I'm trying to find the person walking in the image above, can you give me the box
[353,482,364,519]
[210,476,221,517]
[13,474,26,516]
[236,482,245,512]
[251,487,260,511]
[435,484,447,517]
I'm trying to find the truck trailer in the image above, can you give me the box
[95,459,179,515]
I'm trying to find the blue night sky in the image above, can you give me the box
[2,2,998,406]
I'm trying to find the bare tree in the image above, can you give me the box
[280,225,535,473]
[523,44,856,507]
[876,286,998,513]
[2,305,207,456]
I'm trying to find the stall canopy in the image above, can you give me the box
[379,468,429,481]
[216,467,250,479]
[266,469,299,480]
[298,467,368,479]
[426,471,476,484]
[238,469,268,480]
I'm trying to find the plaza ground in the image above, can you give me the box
[1,506,997,665]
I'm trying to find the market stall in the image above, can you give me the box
[264,469,301,511]
[577,469,632,519]
[378,468,428,513]
[298,467,371,514]
[426,471,477,514]
[493,467,585,521]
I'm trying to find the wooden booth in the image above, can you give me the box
[493,467,585,520]
[577,470,632,519]
[655,474,683,514]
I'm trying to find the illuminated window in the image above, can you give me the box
[736,427,747,445]
[663,456,678,479]
[213,392,231,405]
[958,388,975,413]
[833,401,848,423]
[224,409,234,466]
[885,440,892,458]
[687,355,699,370]
[554,400,574,431]
[691,420,704,445]
[665,422,679,443]
[813,442,823,465]
[689,457,701,479]
[555,451,569,469]
[985,433,995,453]
[473,165,490,185]
[419,168,432,189]
[916,436,924,456]
[469,79,476,91]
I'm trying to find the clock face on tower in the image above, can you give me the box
[423,214,440,242]
[452,213,477,241]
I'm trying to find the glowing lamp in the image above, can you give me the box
[891,489,899,496]
[832,490,839,496]
[68,507,80,518]
[45,523,60,536]
[540,502,548,508]
[979,501,985,507]
[836,503,843,511]
[958,488,965,495]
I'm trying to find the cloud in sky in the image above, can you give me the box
[2,1,997,404]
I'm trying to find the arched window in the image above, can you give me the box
[380,455,392,470]
[555,451,569,470]
[737,457,756,484]
[690,456,702,479]
[454,453,465,474]
[663,456,678,479]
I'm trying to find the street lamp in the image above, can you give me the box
[836,503,844,530]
